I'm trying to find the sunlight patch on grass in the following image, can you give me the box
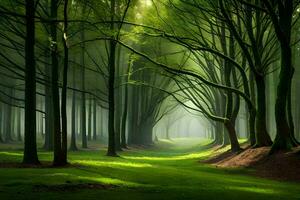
[43,173,75,177]
[77,176,148,187]
[157,138,211,149]
[74,160,153,168]
[124,144,230,161]
[124,151,213,161]
[158,139,176,144]
[39,172,144,187]
[229,186,279,195]
[0,152,23,156]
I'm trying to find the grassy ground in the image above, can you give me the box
[0,138,299,200]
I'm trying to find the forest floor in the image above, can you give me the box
[203,144,300,182]
[0,138,299,200]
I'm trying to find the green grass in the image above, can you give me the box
[0,138,299,200]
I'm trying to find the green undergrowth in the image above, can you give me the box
[0,138,299,200]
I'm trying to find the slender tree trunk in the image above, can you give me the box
[17,108,22,141]
[60,0,69,165]
[107,0,117,156]
[40,113,44,138]
[0,104,3,143]
[214,93,224,145]
[287,68,299,144]
[43,0,54,151]
[120,76,128,148]
[88,96,92,141]
[249,72,256,145]
[231,68,241,138]
[224,120,241,152]
[107,40,117,155]
[51,0,63,166]
[114,46,122,151]
[100,108,104,138]
[76,103,80,138]
[127,86,133,144]
[266,73,273,138]
[223,52,240,150]
[254,75,272,147]
[272,45,295,151]
[23,0,39,164]
[81,87,87,148]
[70,86,78,151]
[5,98,13,142]
[44,48,54,150]
[80,5,87,148]
[93,98,97,141]
[11,102,15,141]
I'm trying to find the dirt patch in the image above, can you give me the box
[33,183,117,192]
[203,146,300,182]
[253,148,300,182]
[204,146,270,167]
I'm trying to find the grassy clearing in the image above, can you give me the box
[0,138,299,200]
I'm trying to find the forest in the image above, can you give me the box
[0,0,300,199]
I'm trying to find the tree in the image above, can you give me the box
[23,0,40,165]
[80,3,87,149]
[218,0,274,147]
[70,68,78,151]
[107,0,118,156]
[263,0,300,151]
[60,0,70,165]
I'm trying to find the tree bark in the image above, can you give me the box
[60,0,69,165]
[80,5,87,148]
[88,96,92,141]
[5,95,13,142]
[17,108,22,141]
[44,48,54,151]
[51,0,64,166]
[254,75,272,147]
[120,75,128,148]
[23,0,40,165]
[93,98,97,141]
[224,120,241,152]
[106,0,117,156]
[249,72,256,145]
[70,88,78,151]
[0,103,3,143]
[263,1,298,152]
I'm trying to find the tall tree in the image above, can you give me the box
[93,98,97,141]
[51,0,64,166]
[263,0,299,151]
[107,0,117,156]
[88,95,92,141]
[60,0,70,165]
[70,68,78,151]
[80,4,87,149]
[23,0,39,165]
